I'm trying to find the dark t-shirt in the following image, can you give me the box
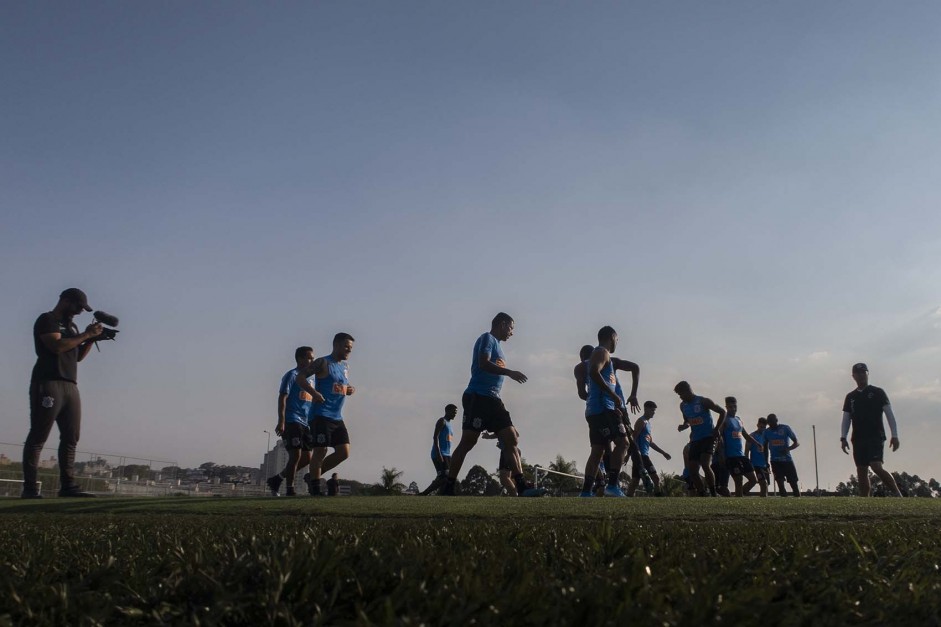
[842,385,890,441]
[32,312,80,384]
[326,478,339,496]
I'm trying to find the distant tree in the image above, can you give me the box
[377,467,406,495]
[160,466,182,480]
[461,465,500,496]
[541,455,580,495]
[121,464,153,480]
[837,472,938,497]
[657,472,687,497]
[406,481,420,495]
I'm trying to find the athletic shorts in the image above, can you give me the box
[852,437,885,467]
[311,417,350,448]
[432,456,450,475]
[586,410,627,447]
[461,393,513,433]
[771,460,799,484]
[282,422,314,451]
[726,456,754,476]
[631,454,656,479]
[753,466,770,483]
[689,437,717,460]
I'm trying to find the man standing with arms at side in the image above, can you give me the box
[626,401,671,496]
[441,313,531,496]
[766,414,800,496]
[841,363,902,497]
[295,333,357,496]
[743,417,770,497]
[420,404,458,495]
[22,288,103,498]
[267,346,321,496]
[675,381,726,497]
[721,397,763,497]
[326,473,340,496]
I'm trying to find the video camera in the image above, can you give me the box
[93,310,120,343]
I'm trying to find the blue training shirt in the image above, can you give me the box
[431,420,454,459]
[465,333,506,398]
[586,350,618,415]
[680,396,715,442]
[282,368,316,427]
[722,415,746,457]
[749,430,767,468]
[310,355,350,422]
[636,419,652,456]
[765,424,797,462]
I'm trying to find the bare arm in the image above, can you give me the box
[40,323,102,355]
[294,360,327,403]
[431,419,445,461]
[702,398,726,435]
[478,353,527,383]
[589,349,624,410]
[574,363,588,401]
[649,441,671,459]
[743,431,762,451]
[611,358,640,411]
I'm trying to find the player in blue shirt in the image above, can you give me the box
[765,413,800,496]
[721,397,764,497]
[442,313,532,496]
[743,416,769,497]
[420,404,458,495]
[675,381,726,497]
[293,332,357,496]
[626,401,672,496]
[583,326,641,498]
[266,346,321,496]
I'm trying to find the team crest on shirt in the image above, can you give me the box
[694,404,702,413]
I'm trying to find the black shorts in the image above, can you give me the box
[753,466,770,483]
[771,460,799,484]
[726,456,754,477]
[689,437,717,461]
[586,410,627,447]
[631,454,656,479]
[852,437,885,467]
[282,422,314,451]
[432,456,450,475]
[462,393,513,433]
[311,417,350,448]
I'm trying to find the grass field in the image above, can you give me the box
[1,497,939,626]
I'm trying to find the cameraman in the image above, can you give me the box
[22,288,102,498]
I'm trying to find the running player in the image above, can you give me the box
[765,414,800,496]
[294,333,357,496]
[482,430,522,495]
[267,347,322,496]
[626,401,671,496]
[743,417,770,496]
[580,326,640,498]
[442,313,531,496]
[840,363,902,497]
[420,404,458,495]
[721,397,763,497]
[674,381,726,497]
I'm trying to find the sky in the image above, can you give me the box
[2,2,939,490]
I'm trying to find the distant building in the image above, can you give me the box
[39,455,58,469]
[260,440,289,483]
[0,453,10,466]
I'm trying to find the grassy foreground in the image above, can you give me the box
[1,497,939,626]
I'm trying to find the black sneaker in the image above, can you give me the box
[58,486,95,497]
[266,475,283,496]
[285,487,297,497]
[21,489,43,499]
[440,480,456,496]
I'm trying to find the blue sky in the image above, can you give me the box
[2,2,939,489]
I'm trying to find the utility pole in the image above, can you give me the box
[812,425,820,494]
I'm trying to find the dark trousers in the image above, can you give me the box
[23,380,81,491]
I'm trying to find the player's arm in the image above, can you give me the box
[882,390,900,451]
[574,363,588,401]
[840,410,852,453]
[431,418,445,461]
[743,431,762,451]
[77,329,97,361]
[276,392,288,434]
[480,431,498,440]
[294,360,327,403]
[788,428,800,451]
[478,347,527,383]
[40,323,103,355]
[677,404,690,432]
[649,440,671,460]
[611,358,640,412]
[702,398,727,435]
[589,349,624,410]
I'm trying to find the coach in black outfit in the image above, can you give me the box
[22,288,103,498]
[840,363,903,497]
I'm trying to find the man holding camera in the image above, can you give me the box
[22,288,103,498]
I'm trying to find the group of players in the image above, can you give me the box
[268,313,904,498]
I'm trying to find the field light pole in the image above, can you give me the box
[812,425,820,494]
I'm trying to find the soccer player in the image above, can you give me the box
[267,346,322,496]
[710,445,730,497]
[420,404,458,495]
[674,381,726,497]
[482,430,521,495]
[840,363,902,497]
[743,417,770,497]
[294,333,357,496]
[326,473,339,496]
[580,326,640,498]
[765,414,800,496]
[721,397,763,497]
[442,313,531,496]
[626,401,671,496]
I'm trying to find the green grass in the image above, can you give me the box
[1,497,939,626]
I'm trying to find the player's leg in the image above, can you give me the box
[421,457,449,495]
[320,443,350,475]
[687,458,705,495]
[785,463,800,496]
[699,452,716,495]
[869,462,902,496]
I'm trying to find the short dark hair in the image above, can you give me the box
[767,413,777,421]
[674,381,691,393]
[757,417,767,424]
[492,312,514,327]
[294,346,313,361]
[445,404,457,412]
[333,332,355,345]
[725,396,737,405]
[643,401,657,409]
[579,345,594,361]
[598,326,616,343]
